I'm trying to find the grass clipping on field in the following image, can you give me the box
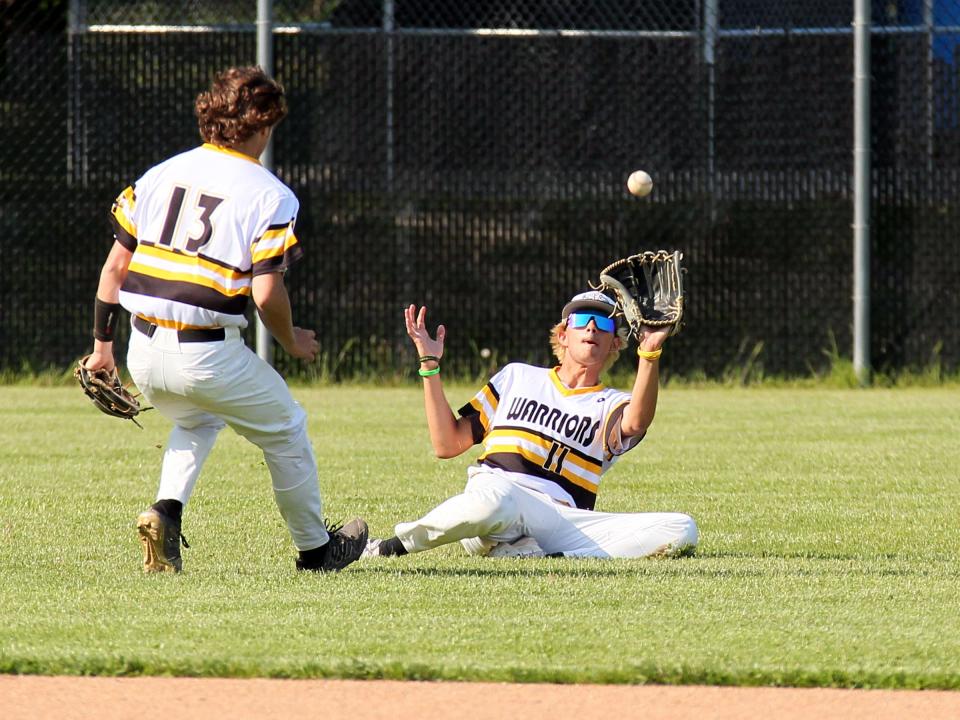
[0,385,958,688]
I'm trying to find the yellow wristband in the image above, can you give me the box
[637,348,662,360]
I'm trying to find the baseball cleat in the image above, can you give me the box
[360,538,383,558]
[296,517,369,572]
[136,506,189,573]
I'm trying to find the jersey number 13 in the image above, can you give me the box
[158,185,225,253]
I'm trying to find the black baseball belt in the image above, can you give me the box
[133,315,226,343]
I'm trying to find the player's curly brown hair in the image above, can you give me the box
[195,66,288,146]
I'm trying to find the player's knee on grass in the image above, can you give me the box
[665,513,699,556]
[460,536,498,556]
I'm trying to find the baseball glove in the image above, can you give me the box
[597,250,685,340]
[74,356,145,428]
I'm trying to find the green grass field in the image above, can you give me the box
[1,385,958,688]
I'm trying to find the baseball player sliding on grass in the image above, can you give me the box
[362,292,699,560]
[82,66,367,574]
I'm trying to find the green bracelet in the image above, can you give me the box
[418,367,441,377]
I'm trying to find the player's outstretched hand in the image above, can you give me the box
[404,304,445,360]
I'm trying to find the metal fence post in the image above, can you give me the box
[925,0,935,177]
[256,0,274,365]
[384,0,395,193]
[853,0,871,385]
[385,0,410,361]
[703,0,718,223]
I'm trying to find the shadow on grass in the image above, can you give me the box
[352,550,956,580]
[696,549,905,561]
[352,555,704,579]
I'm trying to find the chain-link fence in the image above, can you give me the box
[1,0,958,380]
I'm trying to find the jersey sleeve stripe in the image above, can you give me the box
[110,186,138,250]
[458,382,498,434]
[258,225,290,241]
[468,397,491,432]
[251,241,292,264]
[251,241,304,276]
[110,213,138,252]
[457,402,487,444]
[251,223,298,263]
[602,399,644,457]
[480,383,499,411]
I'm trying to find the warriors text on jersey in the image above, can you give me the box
[110,143,302,330]
[458,363,643,510]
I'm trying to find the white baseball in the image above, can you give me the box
[627,170,653,197]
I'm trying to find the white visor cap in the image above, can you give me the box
[561,291,618,320]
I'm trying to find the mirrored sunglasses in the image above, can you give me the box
[566,312,616,333]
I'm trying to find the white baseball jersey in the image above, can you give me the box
[458,363,643,510]
[110,143,302,330]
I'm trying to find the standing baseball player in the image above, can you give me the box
[82,66,367,573]
[362,292,698,560]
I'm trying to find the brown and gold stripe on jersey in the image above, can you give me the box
[122,244,251,316]
[110,186,138,251]
[458,381,500,444]
[130,243,250,294]
[251,221,304,275]
[478,426,601,508]
[122,273,250,316]
[479,450,600,510]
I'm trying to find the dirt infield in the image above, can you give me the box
[2,676,959,720]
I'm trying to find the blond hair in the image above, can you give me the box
[549,321,622,373]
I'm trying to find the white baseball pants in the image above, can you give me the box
[126,322,327,551]
[394,467,699,558]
